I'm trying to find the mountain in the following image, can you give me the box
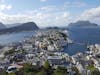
[68,21,98,28]
[0,22,39,34]
[0,22,6,30]
[6,23,22,28]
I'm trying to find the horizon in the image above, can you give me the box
[0,20,100,28]
[0,0,100,27]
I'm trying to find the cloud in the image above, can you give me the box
[0,0,5,3]
[64,1,86,8]
[40,0,47,2]
[0,10,70,27]
[0,4,12,11]
[0,2,71,27]
[41,6,56,11]
[78,6,100,24]
[0,0,12,11]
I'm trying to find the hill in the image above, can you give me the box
[68,21,98,28]
[0,22,39,34]
[0,22,6,30]
[6,23,22,28]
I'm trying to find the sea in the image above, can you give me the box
[65,27,100,55]
[0,31,36,45]
[0,28,100,55]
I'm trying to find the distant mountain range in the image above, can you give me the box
[6,23,22,28]
[0,22,6,30]
[68,21,98,28]
[0,22,39,34]
[0,20,99,34]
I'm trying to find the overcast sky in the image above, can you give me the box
[0,0,100,27]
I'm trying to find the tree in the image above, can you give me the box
[91,69,100,75]
[43,61,50,70]
[52,66,67,75]
[72,67,81,75]
[36,70,46,75]
[8,73,16,75]
[22,63,37,75]
[4,48,15,56]
[87,65,96,71]
[0,70,7,75]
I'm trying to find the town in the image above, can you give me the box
[0,29,100,75]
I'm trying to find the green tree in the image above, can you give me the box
[8,73,16,75]
[43,61,50,70]
[36,70,46,75]
[0,70,8,75]
[87,65,96,71]
[4,48,15,56]
[91,69,100,75]
[72,67,81,75]
[52,66,67,75]
[22,63,37,75]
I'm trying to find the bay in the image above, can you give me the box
[0,28,100,55]
[65,27,100,55]
[0,31,36,45]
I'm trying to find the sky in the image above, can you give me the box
[0,0,100,27]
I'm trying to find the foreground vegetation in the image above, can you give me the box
[0,61,67,75]
[0,61,100,75]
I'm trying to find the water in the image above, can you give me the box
[65,27,100,55]
[69,27,100,44]
[0,31,36,45]
[0,28,100,55]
